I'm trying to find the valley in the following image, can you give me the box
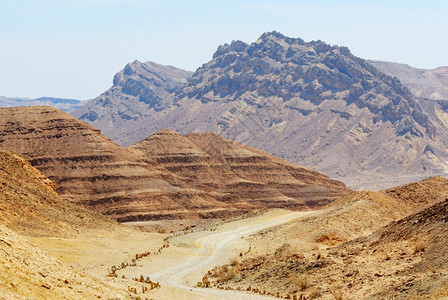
[1,145,447,299]
[1,29,448,300]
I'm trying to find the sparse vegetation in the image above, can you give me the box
[290,273,309,291]
[413,241,428,254]
[332,288,343,300]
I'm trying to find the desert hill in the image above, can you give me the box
[0,146,176,299]
[0,223,131,299]
[200,176,448,299]
[0,106,349,221]
[73,32,448,189]
[129,129,349,211]
[0,149,141,298]
[369,60,448,100]
[0,106,193,221]
[0,149,119,237]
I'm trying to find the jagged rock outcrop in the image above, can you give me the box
[73,61,192,145]
[73,32,448,189]
[0,106,349,220]
[129,130,349,211]
[369,60,448,100]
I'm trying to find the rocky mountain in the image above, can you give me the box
[73,60,193,145]
[369,60,448,100]
[73,31,448,189]
[0,96,83,113]
[0,106,349,221]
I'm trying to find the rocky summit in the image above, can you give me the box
[0,106,349,221]
[73,32,448,189]
[74,60,192,145]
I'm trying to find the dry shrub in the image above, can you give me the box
[308,287,322,299]
[413,241,428,254]
[222,269,236,282]
[156,227,166,234]
[290,273,308,291]
[215,265,236,282]
[230,259,239,267]
[332,288,343,300]
[315,231,344,246]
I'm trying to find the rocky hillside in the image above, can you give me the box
[369,60,448,100]
[201,176,448,299]
[73,60,192,145]
[73,32,448,189]
[0,223,130,299]
[0,106,349,221]
[0,150,133,298]
[129,130,349,211]
[0,150,120,237]
[0,96,83,113]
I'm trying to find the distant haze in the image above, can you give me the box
[1,0,447,100]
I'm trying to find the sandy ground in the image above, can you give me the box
[23,209,311,299]
[140,210,313,300]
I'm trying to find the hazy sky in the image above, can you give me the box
[1,0,447,100]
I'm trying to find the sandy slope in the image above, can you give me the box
[117,210,312,299]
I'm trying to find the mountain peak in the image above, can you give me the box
[258,30,287,41]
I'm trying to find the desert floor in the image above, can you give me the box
[27,209,314,299]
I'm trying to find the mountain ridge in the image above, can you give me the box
[73,31,448,189]
[0,96,83,113]
[369,60,448,100]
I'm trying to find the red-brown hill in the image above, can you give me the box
[0,106,349,221]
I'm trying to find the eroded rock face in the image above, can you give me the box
[72,32,448,189]
[0,106,349,221]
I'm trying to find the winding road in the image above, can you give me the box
[146,210,313,300]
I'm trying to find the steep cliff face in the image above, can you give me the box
[72,32,448,189]
[73,61,192,145]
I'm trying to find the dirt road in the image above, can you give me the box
[144,210,314,300]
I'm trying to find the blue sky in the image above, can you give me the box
[1,0,447,100]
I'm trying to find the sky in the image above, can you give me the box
[1,0,447,100]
